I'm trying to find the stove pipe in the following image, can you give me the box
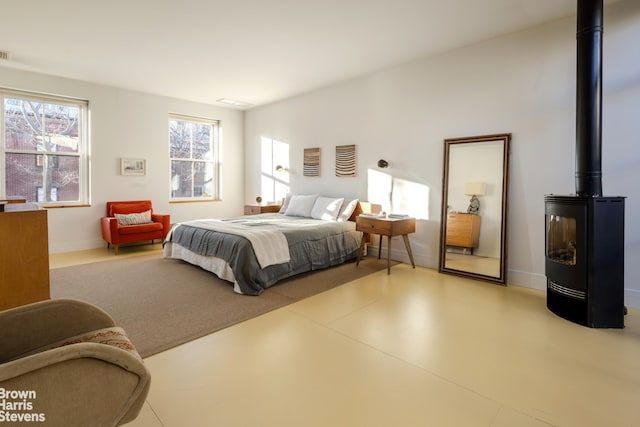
[575,0,603,197]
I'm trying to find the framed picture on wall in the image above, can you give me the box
[335,144,357,177]
[121,158,146,176]
[304,147,321,177]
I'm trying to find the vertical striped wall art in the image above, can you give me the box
[303,147,321,177]
[335,144,357,177]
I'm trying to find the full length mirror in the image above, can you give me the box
[439,133,510,285]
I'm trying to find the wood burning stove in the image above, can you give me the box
[545,195,625,327]
[544,0,626,328]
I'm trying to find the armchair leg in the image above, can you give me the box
[114,245,119,255]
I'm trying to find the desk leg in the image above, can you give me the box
[378,235,383,259]
[387,235,392,274]
[356,233,368,266]
[402,234,415,268]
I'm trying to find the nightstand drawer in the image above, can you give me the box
[356,216,392,234]
[356,216,416,236]
[244,204,281,215]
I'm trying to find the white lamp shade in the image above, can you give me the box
[464,182,486,196]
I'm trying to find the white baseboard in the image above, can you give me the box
[49,239,105,254]
[507,269,546,291]
[625,289,640,310]
[373,245,438,269]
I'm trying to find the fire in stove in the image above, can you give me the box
[547,215,577,266]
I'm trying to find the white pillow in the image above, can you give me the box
[284,194,319,217]
[115,210,152,225]
[310,197,344,221]
[337,199,359,222]
[278,194,292,214]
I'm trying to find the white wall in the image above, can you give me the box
[245,0,640,307]
[0,68,245,253]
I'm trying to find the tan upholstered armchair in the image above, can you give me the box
[0,299,150,427]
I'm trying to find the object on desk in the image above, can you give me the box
[359,212,385,218]
[388,213,409,219]
[3,202,41,211]
[0,197,27,211]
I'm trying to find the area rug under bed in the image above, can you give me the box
[50,254,393,357]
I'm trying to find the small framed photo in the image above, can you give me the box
[121,158,146,176]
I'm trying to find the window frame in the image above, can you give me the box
[168,113,220,202]
[1,88,90,207]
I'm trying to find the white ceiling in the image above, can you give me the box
[0,0,618,109]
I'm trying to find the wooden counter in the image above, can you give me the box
[0,209,50,310]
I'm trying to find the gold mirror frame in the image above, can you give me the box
[438,133,511,285]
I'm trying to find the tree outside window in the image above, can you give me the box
[169,115,219,200]
[2,92,88,206]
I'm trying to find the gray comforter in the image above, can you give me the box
[164,213,362,295]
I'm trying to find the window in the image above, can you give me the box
[169,115,219,201]
[1,89,89,206]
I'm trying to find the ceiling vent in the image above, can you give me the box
[216,98,252,108]
[0,50,11,61]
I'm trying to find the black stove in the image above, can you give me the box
[544,0,626,328]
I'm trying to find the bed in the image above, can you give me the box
[163,197,374,295]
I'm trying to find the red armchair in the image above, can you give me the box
[101,200,170,254]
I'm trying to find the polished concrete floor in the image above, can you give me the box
[51,247,640,427]
[49,241,164,268]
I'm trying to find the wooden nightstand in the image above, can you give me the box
[355,215,416,274]
[243,204,282,215]
[445,212,480,255]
